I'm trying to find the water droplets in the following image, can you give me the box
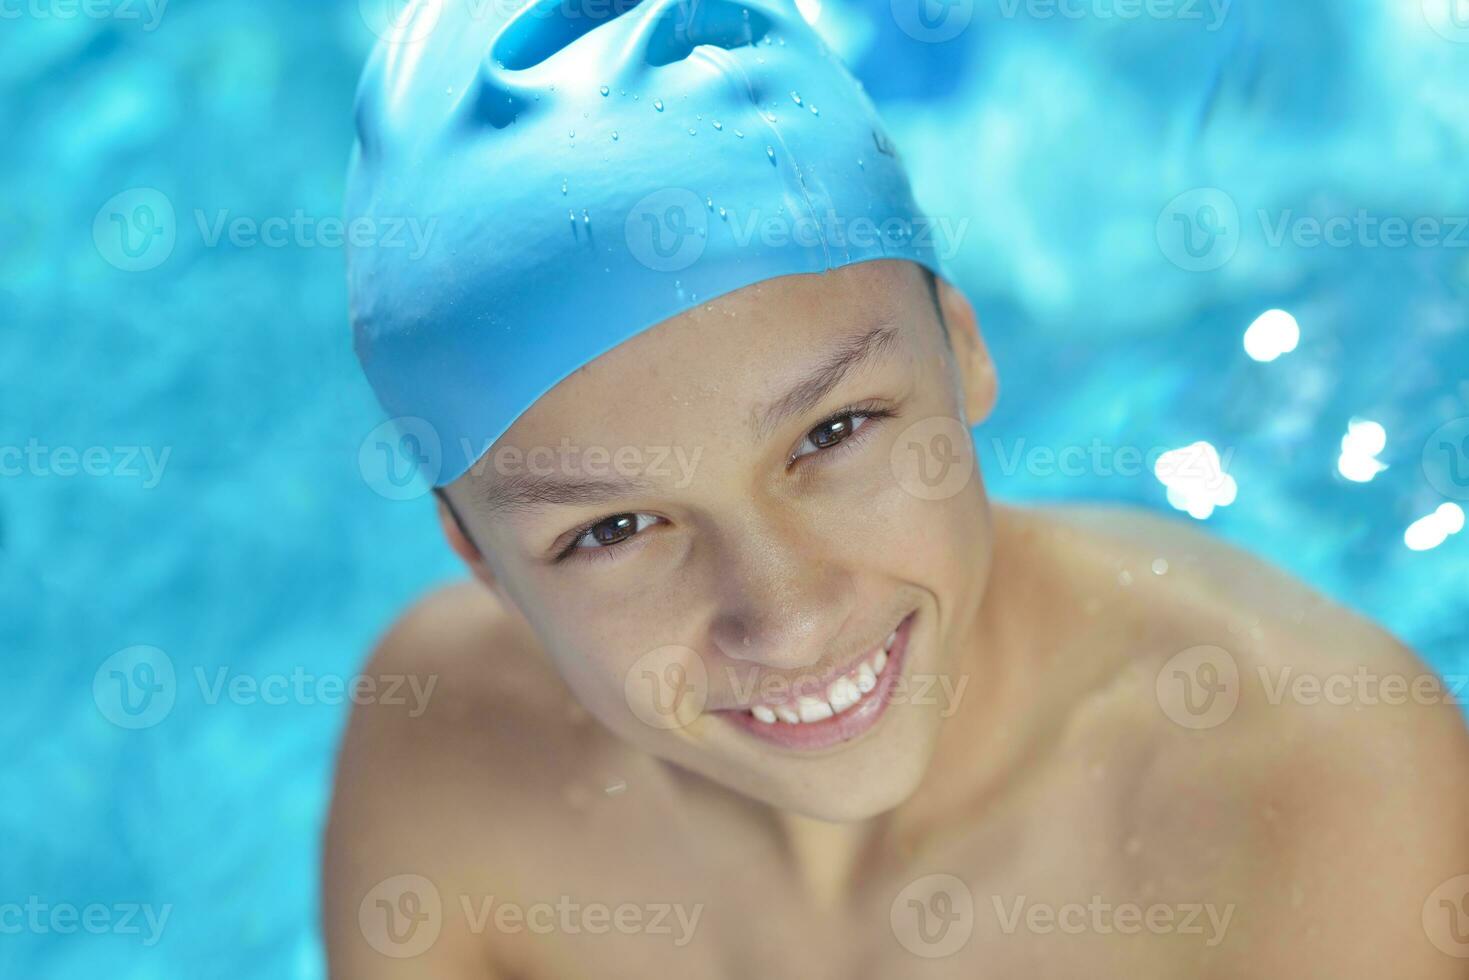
[765,145,775,162]
[561,178,568,195]
[733,129,744,139]
[712,119,723,131]
[653,98,664,112]
[790,90,803,106]
[611,130,619,141]
[599,85,610,96]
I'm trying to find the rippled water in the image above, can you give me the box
[2,0,1466,975]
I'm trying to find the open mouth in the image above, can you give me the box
[717,612,916,751]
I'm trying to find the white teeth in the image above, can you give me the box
[746,625,903,724]
[827,675,861,713]
[796,696,834,723]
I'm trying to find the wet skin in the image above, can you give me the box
[323,261,1469,979]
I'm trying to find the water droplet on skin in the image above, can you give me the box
[1151,558,1169,575]
[1118,569,1134,587]
[604,779,627,795]
[712,119,723,130]
[653,99,664,111]
[599,85,609,96]
[790,91,802,105]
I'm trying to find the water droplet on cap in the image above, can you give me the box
[653,98,664,111]
[599,85,610,96]
[790,91,802,106]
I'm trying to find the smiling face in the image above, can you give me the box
[441,259,999,821]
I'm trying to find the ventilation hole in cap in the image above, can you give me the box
[492,0,647,71]
[645,1,771,67]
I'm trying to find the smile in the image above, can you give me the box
[718,612,915,751]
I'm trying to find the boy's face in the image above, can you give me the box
[444,260,998,821]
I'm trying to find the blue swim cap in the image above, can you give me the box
[347,0,945,486]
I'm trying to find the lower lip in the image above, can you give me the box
[717,613,915,752]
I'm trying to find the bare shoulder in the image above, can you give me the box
[1029,504,1469,976]
[319,582,642,977]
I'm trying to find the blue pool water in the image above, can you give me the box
[3,0,1467,975]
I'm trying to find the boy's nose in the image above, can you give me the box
[704,528,856,672]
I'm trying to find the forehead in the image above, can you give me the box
[491,260,933,452]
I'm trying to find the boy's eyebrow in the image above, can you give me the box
[474,472,655,516]
[750,320,900,439]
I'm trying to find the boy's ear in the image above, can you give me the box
[937,277,998,426]
[435,490,501,593]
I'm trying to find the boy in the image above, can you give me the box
[324,0,1469,976]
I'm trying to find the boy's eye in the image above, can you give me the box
[571,512,657,551]
[792,412,872,460]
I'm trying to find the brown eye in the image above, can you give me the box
[792,412,874,460]
[567,512,659,554]
[590,514,638,546]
